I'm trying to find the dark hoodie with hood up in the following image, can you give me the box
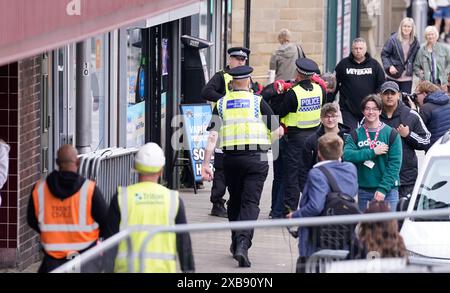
[420,91,450,148]
[27,171,109,268]
[334,52,385,120]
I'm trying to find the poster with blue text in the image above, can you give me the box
[180,104,214,182]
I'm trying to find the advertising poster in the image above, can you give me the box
[180,104,214,182]
[127,101,146,148]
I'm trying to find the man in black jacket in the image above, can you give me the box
[380,81,431,198]
[27,145,109,273]
[299,103,351,191]
[334,38,385,130]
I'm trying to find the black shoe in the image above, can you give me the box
[233,242,251,267]
[210,202,228,218]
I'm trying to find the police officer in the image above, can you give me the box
[27,144,109,273]
[202,66,284,267]
[107,143,195,273]
[271,58,326,214]
[201,47,251,218]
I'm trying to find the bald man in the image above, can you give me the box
[27,145,109,273]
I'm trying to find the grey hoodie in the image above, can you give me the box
[270,43,305,80]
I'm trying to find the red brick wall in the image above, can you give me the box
[0,62,19,268]
[16,56,42,270]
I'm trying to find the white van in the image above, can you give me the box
[400,131,450,264]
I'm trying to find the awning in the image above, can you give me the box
[0,0,201,66]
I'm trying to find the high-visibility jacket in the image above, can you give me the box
[211,72,233,111]
[281,83,322,129]
[114,182,179,273]
[31,179,99,259]
[217,91,271,148]
[223,71,233,96]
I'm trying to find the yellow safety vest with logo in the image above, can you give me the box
[281,83,322,129]
[217,91,271,148]
[114,182,179,273]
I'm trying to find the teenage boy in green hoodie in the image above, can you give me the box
[343,94,402,211]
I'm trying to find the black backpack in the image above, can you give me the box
[312,166,361,250]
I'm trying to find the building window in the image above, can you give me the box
[90,34,108,150]
[126,28,146,148]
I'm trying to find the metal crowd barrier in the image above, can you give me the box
[78,147,139,205]
[52,208,450,273]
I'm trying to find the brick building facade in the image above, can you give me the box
[0,57,42,269]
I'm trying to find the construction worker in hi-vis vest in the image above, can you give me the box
[200,46,250,219]
[107,143,195,273]
[270,58,326,214]
[28,144,109,273]
[201,65,284,268]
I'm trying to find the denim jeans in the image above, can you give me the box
[358,189,399,212]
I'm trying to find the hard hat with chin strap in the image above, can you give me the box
[134,143,165,174]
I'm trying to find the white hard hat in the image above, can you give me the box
[134,143,165,174]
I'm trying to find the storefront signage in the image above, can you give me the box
[0,0,200,65]
[180,104,213,183]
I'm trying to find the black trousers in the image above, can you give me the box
[284,130,317,212]
[210,152,226,204]
[224,152,269,249]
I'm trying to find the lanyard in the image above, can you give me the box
[364,122,382,149]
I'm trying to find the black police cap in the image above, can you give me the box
[227,65,253,79]
[295,58,319,76]
[228,47,251,59]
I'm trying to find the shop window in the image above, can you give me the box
[90,35,108,150]
[126,28,145,148]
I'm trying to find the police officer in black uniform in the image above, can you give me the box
[270,58,326,214]
[201,47,251,218]
[201,66,283,267]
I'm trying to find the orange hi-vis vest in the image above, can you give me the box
[32,179,100,259]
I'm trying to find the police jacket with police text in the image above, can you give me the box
[380,101,431,186]
[270,79,326,136]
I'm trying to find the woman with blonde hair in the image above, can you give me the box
[381,17,420,93]
[414,26,450,92]
[269,28,306,81]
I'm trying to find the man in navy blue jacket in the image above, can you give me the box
[287,133,358,271]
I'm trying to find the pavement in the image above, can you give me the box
[179,152,298,273]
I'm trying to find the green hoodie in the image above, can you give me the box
[343,123,402,195]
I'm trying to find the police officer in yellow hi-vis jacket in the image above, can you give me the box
[200,46,250,218]
[202,66,284,267]
[107,143,195,273]
[270,58,326,214]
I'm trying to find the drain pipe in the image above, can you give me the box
[412,0,428,43]
[75,41,92,154]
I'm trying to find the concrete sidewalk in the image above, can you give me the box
[179,152,298,273]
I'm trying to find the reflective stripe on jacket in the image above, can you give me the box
[114,182,179,273]
[31,179,99,259]
[281,83,322,129]
[217,91,271,148]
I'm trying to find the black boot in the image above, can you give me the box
[233,241,251,267]
[210,201,227,218]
